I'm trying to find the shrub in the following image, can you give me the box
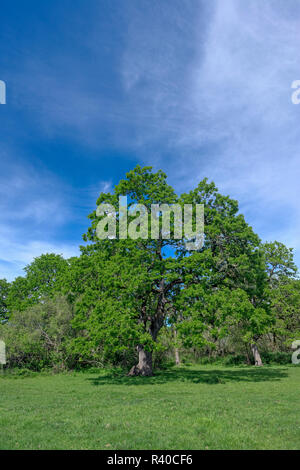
[260,351,291,365]
[0,295,77,371]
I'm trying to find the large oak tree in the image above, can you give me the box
[73,165,269,375]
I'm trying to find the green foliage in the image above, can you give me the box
[7,254,68,314]
[260,351,292,365]
[73,166,184,368]
[0,295,76,371]
[76,166,274,372]
[2,166,299,373]
[269,278,300,344]
[262,241,297,286]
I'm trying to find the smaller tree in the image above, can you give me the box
[7,254,68,314]
[175,285,272,366]
[262,241,299,352]
[24,253,69,300]
[0,295,75,370]
[269,278,300,348]
[262,241,297,286]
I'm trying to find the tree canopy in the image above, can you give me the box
[1,166,299,374]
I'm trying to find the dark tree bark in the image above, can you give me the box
[251,343,263,366]
[128,345,153,376]
[128,268,175,377]
[245,344,252,365]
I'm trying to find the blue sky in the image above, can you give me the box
[0,0,300,281]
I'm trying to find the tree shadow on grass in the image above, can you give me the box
[87,366,289,387]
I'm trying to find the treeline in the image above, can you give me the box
[0,166,299,375]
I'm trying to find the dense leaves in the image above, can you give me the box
[0,166,299,373]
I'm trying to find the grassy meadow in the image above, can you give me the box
[0,364,299,450]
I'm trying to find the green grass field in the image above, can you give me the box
[0,364,299,450]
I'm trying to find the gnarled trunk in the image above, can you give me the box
[128,293,164,377]
[128,345,153,376]
[251,343,263,366]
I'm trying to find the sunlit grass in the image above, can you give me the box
[0,364,299,449]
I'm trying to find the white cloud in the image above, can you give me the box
[0,237,79,281]
[0,151,80,280]
[4,0,300,269]
[120,0,300,264]
[185,0,300,255]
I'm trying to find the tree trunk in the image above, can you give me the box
[175,347,180,366]
[174,328,180,365]
[251,343,263,366]
[128,345,153,376]
[245,344,252,365]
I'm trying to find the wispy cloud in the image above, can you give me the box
[0,234,79,281]
[0,150,78,279]
[2,0,300,275]
[0,151,69,228]
[119,0,300,263]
